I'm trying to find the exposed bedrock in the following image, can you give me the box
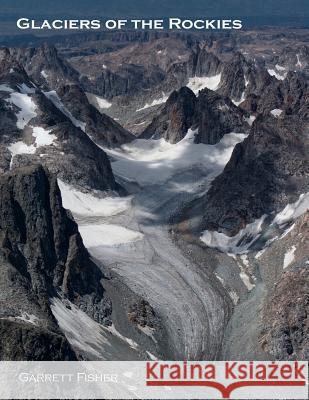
[140,86,197,143]
[0,165,112,359]
[199,114,309,235]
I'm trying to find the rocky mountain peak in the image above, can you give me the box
[219,53,251,94]
[165,86,196,108]
[55,83,134,147]
[190,46,221,77]
[193,87,249,144]
[199,113,308,235]
[141,86,196,143]
[37,42,59,59]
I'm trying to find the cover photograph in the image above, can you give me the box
[0,1,308,399]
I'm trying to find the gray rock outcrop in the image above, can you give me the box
[0,165,112,360]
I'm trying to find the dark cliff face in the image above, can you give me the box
[140,86,197,143]
[199,114,309,235]
[282,72,309,116]
[193,88,249,144]
[82,63,166,99]
[56,84,134,147]
[218,52,276,105]
[66,42,222,105]
[0,165,112,360]
[190,46,221,77]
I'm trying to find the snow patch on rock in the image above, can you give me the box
[267,68,286,80]
[273,193,309,226]
[232,91,246,106]
[136,93,168,112]
[201,215,267,254]
[107,324,139,350]
[50,297,112,358]
[271,109,283,117]
[203,192,309,255]
[275,64,286,72]
[79,224,144,247]
[186,73,221,94]
[86,92,112,111]
[17,83,35,94]
[8,126,56,167]
[41,70,49,79]
[296,54,302,68]
[229,290,239,305]
[58,179,131,217]
[283,245,296,269]
[8,141,36,158]
[0,84,13,92]
[244,115,256,125]
[32,126,56,147]
[238,255,255,291]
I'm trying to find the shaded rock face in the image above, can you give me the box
[56,84,134,147]
[0,47,31,86]
[240,84,283,115]
[200,115,309,235]
[12,43,80,90]
[218,52,275,105]
[190,47,221,77]
[0,320,76,361]
[282,72,309,116]
[217,52,249,102]
[0,165,111,359]
[141,86,248,145]
[140,87,197,143]
[193,88,249,144]
[260,263,309,360]
[240,71,308,117]
[82,63,166,99]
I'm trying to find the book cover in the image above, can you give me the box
[0,1,308,399]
